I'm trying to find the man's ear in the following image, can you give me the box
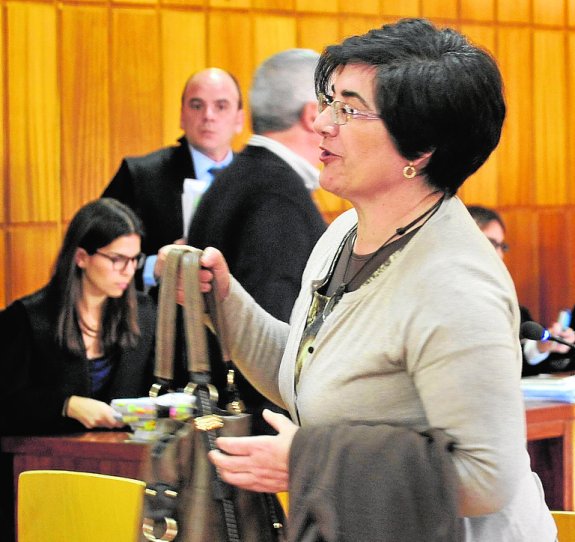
[75,248,88,269]
[300,101,318,132]
[235,108,245,134]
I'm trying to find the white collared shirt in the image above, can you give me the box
[248,134,319,191]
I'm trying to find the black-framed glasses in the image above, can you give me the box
[95,250,145,271]
[317,93,381,126]
[487,238,509,253]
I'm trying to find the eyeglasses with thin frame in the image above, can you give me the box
[487,238,509,253]
[95,250,145,271]
[317,93,381,126]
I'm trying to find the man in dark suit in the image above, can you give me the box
[186,49,327,432]
[102,68,244,288]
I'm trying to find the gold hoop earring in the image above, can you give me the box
[403,163,417,179]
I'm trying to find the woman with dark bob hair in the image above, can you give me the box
[159,18,555,541]
[0,198,155,435]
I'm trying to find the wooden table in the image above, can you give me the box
[525,400,575,511]
[1,400,574,535]
[0,431,150,542]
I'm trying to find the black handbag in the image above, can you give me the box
[141,247,285,542]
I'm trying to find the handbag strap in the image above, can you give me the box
[155,247,243,542]
[154,247,211,384]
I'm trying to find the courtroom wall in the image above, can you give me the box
[1,0,575,325]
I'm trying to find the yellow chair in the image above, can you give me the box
[552,510,575,541]
[18,470,146,542]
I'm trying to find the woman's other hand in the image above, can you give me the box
[208,409,298,493]
[65,395,125,429]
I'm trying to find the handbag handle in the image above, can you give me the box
[153,247,214,387]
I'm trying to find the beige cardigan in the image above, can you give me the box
[219,196,556,541]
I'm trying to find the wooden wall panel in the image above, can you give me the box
[533,0,565,26]
[421,0,458,20]
[340,16,385,41]
[569,33,575,202]
[0,5,4,226]
[208,12,253,145]
[254,0,292,11]
[343,0,379,17]
[497,0,530,22]
[7,2,60,223]
[533,30,567,205]
[160,11,206,147]
[537,209,572,325]
[495,27,533,206]
[502,209,540,322]
[61,6,110,220]
[297,15,339,53]
[461,0,495,21]
[381,0,420,17]
[253,15,297,65]
[110,9,162,168]
[458,25,498,206]
[1,0,574,327]
[7,226,61,301]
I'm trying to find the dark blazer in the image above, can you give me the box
[188,145,326,321]
[0,288,156,436]
[187,145,326,433]
[102,137,196,257]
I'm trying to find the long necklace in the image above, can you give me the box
[340,193,445,295]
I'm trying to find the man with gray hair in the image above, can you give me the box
[186,49,326,433]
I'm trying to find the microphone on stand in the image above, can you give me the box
[520,321,575,349]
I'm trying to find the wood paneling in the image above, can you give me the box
[501,209,540,322]
[208,11,252,146]
[533,30,567,205]
[537,210,572,325]
[110,9,162,168]
[342,0,379,16]
[534,0,565,26]
[7,226,61,301]
[421,0,458,20]
[1,0,575,330]
[161,11,207,147]
[7,2,60,224]
[496,27,533,206]
[381,0,420,17]
[298,15,339,53]
[458,25,498,206]
[61,6,110,220]
[461,0,495,22]
[0,6,4,226]
[568,33,575,202]
[497,0,530,22]
[253,15,297,65]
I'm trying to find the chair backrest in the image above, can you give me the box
[552,510,575,541]
[18,469,145,542]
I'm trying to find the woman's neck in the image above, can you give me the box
[354,186,444,255]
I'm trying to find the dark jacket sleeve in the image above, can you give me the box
[288,424,462,542]
[0,300,84,435]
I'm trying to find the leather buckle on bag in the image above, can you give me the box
[194,414,224,432]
